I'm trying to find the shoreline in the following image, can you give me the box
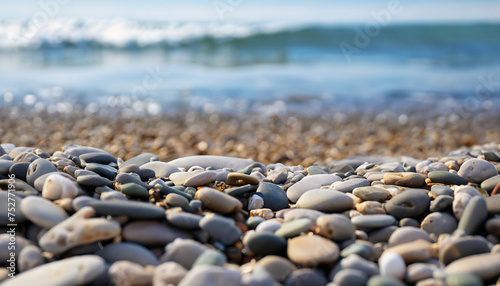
[1,108,499,166]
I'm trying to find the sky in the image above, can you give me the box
[1,0,500,24]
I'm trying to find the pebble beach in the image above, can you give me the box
[1,111,500,286]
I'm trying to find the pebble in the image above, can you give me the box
[379,252,406,281]
[26,158,57,186]
[88,200,166,219]
[248,194,265,210]
[331,178,370,193]
[199,213,242,245]
[116,173,151,189]
[170,170,217,187]
[367,275,406,286]
[430,184,454,197]
[194,187,243,214]
[445,273,483,286]
[166,211,202,229]
[352,214,397,229]
[440,236,491,266]
[458,158,498,183]
[76,174,113,188]
[8,161,30,181]
[445,253,500,282]
[255,219,282,233]
[356,201,386,214]
[39,206,120,255]
[316,214,355,242]
[429,195,454,212]
[287,174,342,203]
[140,161,181,178]
[285,268,328,286]
[287,235,339,266]
[247,232,287,256]
[242,266,275,286]
[85,163,117,180]
[168,155,255,170]
[99,191,127,201]
[123,221,192,246]
[153,262,187,286]
[420,212,457,236]
[267,170,288,184]
[368,225,398,244]
[109,261,154,285]
[486,217,500,237]
[427,171,468,185]
[227,172,259,185]
[165,193,189,208]
[295,189,353,213]
[119,182,149,200]
[2,255,105,286]
[457,196,487,235]
[353,186,391,202]
[41,173,79,200]
[383,172,426,187]
[255,255,297,282]
[385,239,434,264]
[481,174,500,194]
[18,245,44,273]
[256,182,289,211]
[384,189,430,219]
[275,218,312,238]
[340,254,379,277]
[20,196,68,228]
[486,194,500,214]
[121,153,159,168]
[96,242,159,266]
[405,263,437,284]
[333,268,368,286]
[388,226,433,247]
[79,151,117,165]
[178,265,241,286]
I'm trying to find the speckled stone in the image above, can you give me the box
[287,235,339,266]
[295,189,353,213]
[353,186,391,202]
[458,158,498,184]
[420,212,457,236]
[383,172,426,188]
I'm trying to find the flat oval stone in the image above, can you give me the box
[20,196,68,228]
[192,249,226,268]
[116,173,151,189]
[18,245,44,273]
[287,235,339,266]
[141,161,180,178]
[167,155,255,171]
[164,193,189,208]
[166,211,202,229]
[384,239,433,264]
[287,174,342,203]
[486,217,500,237]
[295,189,353,213]
[8,162,30,181]
[80,152,117,165]
[171,170,217,187]
[405,263,437,284]
[388,226,432,247]
[368,226,398,244]
[26,158,57,186]
[88,200,166,220]
[331,178,370,193]
[199,213,242,245]
[77,174,113,188]
[0,159,14,176]
[246,216,265,229]
[333,268,368,286]
[384,189,430,219]
[0,191,26,224]
[178,265,241,286]
[429,195,453,212]
[445,273,483,286]
[2,255,105,286]
[316,214,355,242]
[430,185,454,197]
[339,253,379,278]
[97,242,159,266]
[445,253,500,281]
[255,219,282,233]
[227,172,259,186]
[440,236,491,265]
[194,187,243,214]
[108,261,154,286]
[353,186,391,202]
[153,262,187,286]
[481,174,500,194]
[367,275,405,286]
[247,232,287,256]
[458,158,498,184]
[275,218,312,238]
[383,172,426,188]
[121,153,159,168]
[457,196,487,235]
[420,212,457,236]
[351,214,397,229]
[119,183,149,200]
[85,163,117,180]
[428,171,468,185]
[257,182,289,211]
[486,195,500,214]
[123,221,192,246]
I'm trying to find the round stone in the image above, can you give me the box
[458,158,498,184]
[405,263,437,284]
[287,235,339,266]
[255,219,282,233]
[192,249,226,268]
[486,217,500,237]
[351,214,396,229]
[256,255,297,282]
[165,193,189,208]
[96,242,159,266]
[385,239,433,264]
[429,195,454,212]
[339,254,379,278]
[486,195,500,214]
[388,226,432,247]
[246,216,265,229]
[428,171,468,185]
[445,273,483,286]
[316,214,356,242]
[256,182,289,211]
[295,189,353,213]
[420,212,457,236]
[194,187,243,214]
[160,238,207,269]
[379,252,406,280]
[353,186,391,202]
[333,268,368,286]
[20,196,68,228]
[384,189,430,219]
[445,253,500,282]
[26,158,57,186]
[2,255,105,286]
[80,152,117,165]
[440,237,491,266]
[247,232,287,256]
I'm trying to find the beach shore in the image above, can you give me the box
[1,107,499,166]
